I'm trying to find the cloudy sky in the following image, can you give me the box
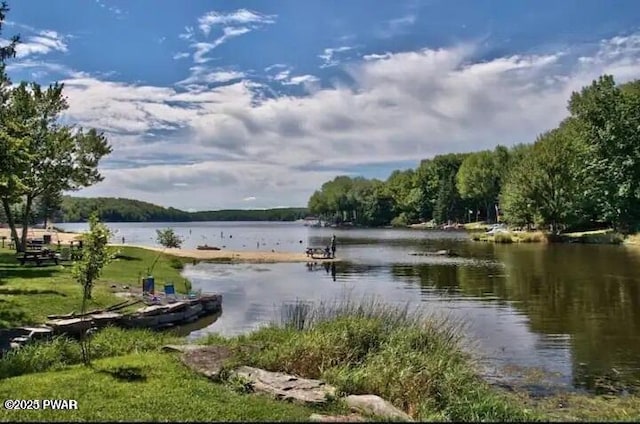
[4,0,640,211]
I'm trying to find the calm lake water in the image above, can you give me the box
[58,221,640,393]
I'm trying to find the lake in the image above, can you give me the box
[58,221,640,394]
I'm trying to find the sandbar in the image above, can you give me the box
[115,244,341,264]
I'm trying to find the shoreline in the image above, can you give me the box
[112,244,341,263]
[0,228,82,244]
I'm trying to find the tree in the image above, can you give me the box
[0,82,111,251]
[456,150,501,223]
[568,75,640,233]
[72,213,114,301]
[36,189,63,228]
[500,123,584,233]
[71,213,115,366]
[156,228,183,248]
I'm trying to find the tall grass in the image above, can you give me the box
[0,327,179,379]
[516,231,547,243]
[211,296,535,422]
[493,232,514,243]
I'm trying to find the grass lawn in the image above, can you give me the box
[0,352,319,422]
[0,246,192,328]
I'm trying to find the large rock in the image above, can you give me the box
[345,395,413,422]
[309,413,365,422]
[161,344,204,353]
[230,366,336,405]
[179,345,233,381]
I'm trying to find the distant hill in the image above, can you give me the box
[60,196,308,223]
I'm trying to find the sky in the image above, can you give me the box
[3,0,640,211]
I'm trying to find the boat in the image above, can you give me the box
[196,244,221,251]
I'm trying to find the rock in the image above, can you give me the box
[309,413,365,422]
[345,395,413,422]
[180,345,232,381]
[161,344,204,353]
[230,366,336,405]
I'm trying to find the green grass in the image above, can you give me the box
[557,229,624,244]
[0,245,192,328]
[2,299,640,422]
[0,327,180,379]
[201,298,538,422]
[520,392,640,421]
[463,221,490,231]
[0,352,318,422]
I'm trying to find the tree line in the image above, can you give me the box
[0,3,111,251]
[308,75,640,234]
[60,196,309,223]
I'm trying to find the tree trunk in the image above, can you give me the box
[20,196,34,251]
[1,199,22,252]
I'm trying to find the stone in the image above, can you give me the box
[309,413,365,422]
[180,345,233,381]
[345,395,413,422]
[161,344,204,353]
[230,366,336,405]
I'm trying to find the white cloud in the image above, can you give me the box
[282,75,320,86]
[273,70,290,81]
[198,9,276,36]
[319,46,354,68]
[173,52,190,60]
[45,33,640,209]
[180,9,272,77]
[363,52,392,61]
[178,68,245,86]
[179,26,195,41]
[14,30,68,58]
[243,196,256,201]
[264,63,288,72]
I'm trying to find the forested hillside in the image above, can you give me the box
[307,75,640,234]
[60,196,308,222]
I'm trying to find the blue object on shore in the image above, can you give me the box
[143,275,155,294]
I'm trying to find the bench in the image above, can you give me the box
[17,250,60,266]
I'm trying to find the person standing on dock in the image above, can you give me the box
[331,234,336,258]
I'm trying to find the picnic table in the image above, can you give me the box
[17,249,60,266]
[305,247,332,259]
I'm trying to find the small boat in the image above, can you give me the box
[196,244,221,251]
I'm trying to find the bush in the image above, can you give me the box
[213,297,534,422]
[493,232,514,243]
[0,327,178,379]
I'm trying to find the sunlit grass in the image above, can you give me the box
[0,352,316,422]
[201,297,536,422]
[0,246,191,328]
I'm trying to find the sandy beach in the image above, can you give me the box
[115,244,341,263]
[0,227,83,244]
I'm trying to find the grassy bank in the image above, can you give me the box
[471,230,548,244]
[469,228,640,245]
[0,352,319,422]
[0,245,192,328]
[1,300,640,421]
[201,299,536,421]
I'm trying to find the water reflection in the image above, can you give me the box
[57,221,640,393]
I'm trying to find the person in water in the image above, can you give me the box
[330,234,336,258]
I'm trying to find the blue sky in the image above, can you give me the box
[4,0,640,210]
